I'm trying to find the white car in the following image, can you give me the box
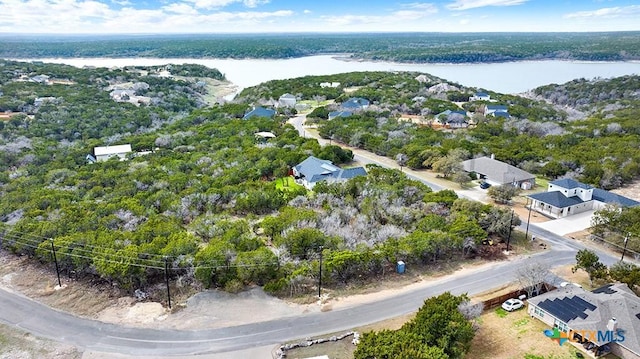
[501,298,524,312]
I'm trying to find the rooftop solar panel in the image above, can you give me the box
[537,296,597,323]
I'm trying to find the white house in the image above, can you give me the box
[469,92,490,101]
[528,179,640,218]
[94,144,133,162]
[278,93,297,107]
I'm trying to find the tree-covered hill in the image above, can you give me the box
[0,61,524,298]
[2,32,639,63]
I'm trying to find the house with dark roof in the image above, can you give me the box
[292,156,366,190]
[462,156,535,188]
[243,106,276,120]
[528,179,640,218]
[528,283,640,359]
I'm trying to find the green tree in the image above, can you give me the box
[572,249,608,285]
[487,184,520,204]
[609,261,640,290]
[235,247,279,285]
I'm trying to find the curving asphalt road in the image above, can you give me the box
[0,115,624,357]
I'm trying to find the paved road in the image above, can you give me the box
[0,237,605,356]
[0,115,624,357]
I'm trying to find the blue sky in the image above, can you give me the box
[0,0,639,34]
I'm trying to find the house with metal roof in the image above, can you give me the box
[462,156,536,188]
[528,179,640,218]
[93,144,132,162]
[528,283,640,359]
[243,106,276,120]
[292,156,366,190]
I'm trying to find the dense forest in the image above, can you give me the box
[1,59,639,299]
[0,60,522,297]
[2,32,640,63]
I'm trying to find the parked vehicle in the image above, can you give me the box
[501,298,524,312]
[480,181,491,189]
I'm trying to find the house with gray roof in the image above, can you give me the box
[341,97,370,111]
[243,106,276,120]
[462,156,535,188]
[528,178,640,218]
[328,110,353,120]
[292,156,366,190]
[436,110,469,129]
[278,93,296,108]
[528,283,640,359]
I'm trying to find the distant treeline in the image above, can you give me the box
[2,32,639,63]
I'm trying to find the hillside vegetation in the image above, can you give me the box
[1,60,639,299]
[2,32,639,63]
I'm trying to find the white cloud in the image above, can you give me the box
[564,5,640,19]
[111,0,131,6]
[181,0,269,10]
[393,2,437,19]
[0,0,292,33]
[303,9,311,14]
[242,0,269,8]
[163,3,198,15]
[322,3,437,27]
[446,0,528,11]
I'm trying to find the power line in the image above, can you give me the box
[1,230,281,271]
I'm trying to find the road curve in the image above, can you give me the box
[0,115,622,356]
[0,238,600,356]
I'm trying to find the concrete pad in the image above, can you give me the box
[534,210,595,236]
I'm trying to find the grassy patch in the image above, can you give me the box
[495,308,508,318]
[275,176,304,192]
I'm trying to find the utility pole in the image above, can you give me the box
[163,256,172,309]
[506,210,514,252]
[621,233,630,262]
[524,198,533,240]
[318,246,323,299]
[50,238,61,287]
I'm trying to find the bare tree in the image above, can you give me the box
[516,262,551,298]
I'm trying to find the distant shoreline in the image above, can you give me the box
[8,56,640,95]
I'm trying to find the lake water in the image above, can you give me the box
[22,55,640,94]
